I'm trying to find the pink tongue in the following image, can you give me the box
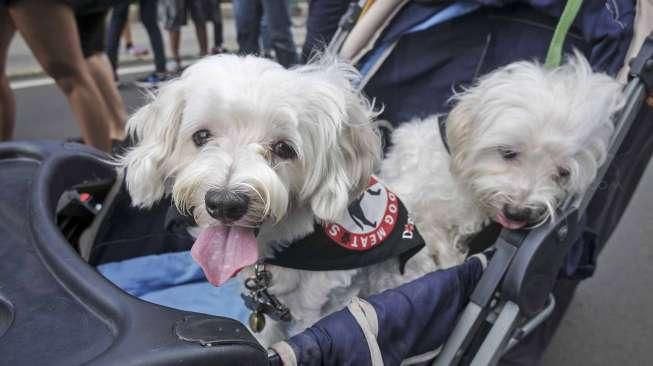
[191,225,258,286]
[495,212,527,230]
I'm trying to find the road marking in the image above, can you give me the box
[10,64,155,90]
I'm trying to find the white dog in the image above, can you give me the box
[380,53,624,269]
[121,55,435,346]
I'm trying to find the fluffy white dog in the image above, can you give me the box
[121,55,435,346]
[380,53,625,269]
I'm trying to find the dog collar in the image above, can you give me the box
[438,116,450,155]
[264,176,425,273]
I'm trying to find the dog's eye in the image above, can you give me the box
[557,167,570,179]
[192,129,212,147]
[272,141,297,160]
[498,147,519,160]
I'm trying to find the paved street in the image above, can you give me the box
[4,7,652,365]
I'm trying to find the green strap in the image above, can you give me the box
[544,0,584,69]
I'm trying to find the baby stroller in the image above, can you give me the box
[1,1,651,366]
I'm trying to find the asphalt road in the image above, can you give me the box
[8,76,653,365]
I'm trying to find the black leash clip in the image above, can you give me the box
[241,262,291,332]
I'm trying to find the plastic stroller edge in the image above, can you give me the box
[0,141,267,366]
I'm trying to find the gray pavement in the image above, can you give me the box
[541,161,653,365]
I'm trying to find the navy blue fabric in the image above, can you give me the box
[288,309,369,366]
[301,0,352,63]
[363,1,634,124]
[371,257,483,364]
[233,0,299,67]
[285,257,484,366]
[372,4,447,42]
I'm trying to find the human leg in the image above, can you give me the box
[169,29,182,69]
[260,13,272,56]
[302,0,351,63]
[0,8,15,141]
[162,0,186,70]
[124,20,149,57]
[122,16,133,49]
[211,0,223,49]
[85,53,127,140]
[78,11,128,143]
[261,0,298,67]
[188,0,208,56]
[106,2,130,73]
[79,11,127,140]
[202,0,223,51]
[233,0,262,56]
[139,0,167,73]
[9,0,111,151]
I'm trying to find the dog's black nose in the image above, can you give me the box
[503,205,532,223]
[205,189,250,222]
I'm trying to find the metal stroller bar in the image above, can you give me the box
[577,55,651,215]
[326,0,368,55]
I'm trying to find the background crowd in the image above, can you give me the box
[0,0,346,153]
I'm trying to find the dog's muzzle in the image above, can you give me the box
[502,204,546,225]
[205,189,250,222]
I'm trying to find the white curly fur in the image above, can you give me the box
[380,52,625,268]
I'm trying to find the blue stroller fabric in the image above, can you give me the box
[273,257,485,366]
[97,251,250,324]
[362,0,634,123]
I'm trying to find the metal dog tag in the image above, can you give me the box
[241,262,292,332]
[249,311,266,333]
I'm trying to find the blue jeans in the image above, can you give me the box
[106,0,167,74]
[233,0,298,67]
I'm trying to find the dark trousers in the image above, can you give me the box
[106,0,167,74]
[233,0,298,68]
[301,0,350,63]
[205,0,224,47]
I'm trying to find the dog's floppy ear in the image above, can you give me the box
[446,88,478,177]
[120,80,186,207]
[562,51,625,191]
[447,61,531,176]
[296,56,382,222]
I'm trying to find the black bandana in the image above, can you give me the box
[265,176,425,273]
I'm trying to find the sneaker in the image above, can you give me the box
[210,46,227,55]
[126,45,149,57]
[133,72,169,89]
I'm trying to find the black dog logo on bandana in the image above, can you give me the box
[348,188,382,230]
[324,177,400,251]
